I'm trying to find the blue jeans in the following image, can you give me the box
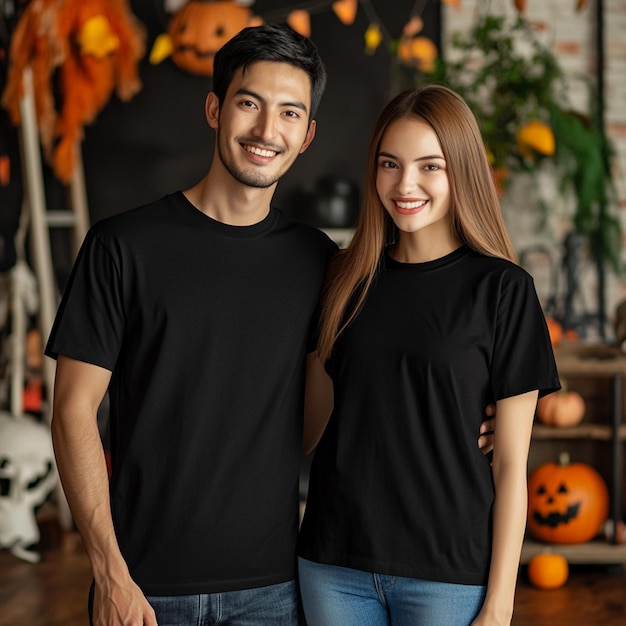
[298,558,486,626]
[89,579,299,625]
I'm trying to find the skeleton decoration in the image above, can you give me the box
[0,412,57,562]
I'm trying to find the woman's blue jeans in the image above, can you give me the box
[298,557,486,626]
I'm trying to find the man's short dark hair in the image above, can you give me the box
[212,23,327,120]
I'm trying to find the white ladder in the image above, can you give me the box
[16,66,90,528]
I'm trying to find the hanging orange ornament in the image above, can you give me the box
[397,36,438,72]
[287,10,311,38]
[332,0,358,26]
[150,1,253,76]
[403,16,423,37]
[364,23,382,54]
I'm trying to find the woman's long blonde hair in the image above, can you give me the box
[316,84,518,361]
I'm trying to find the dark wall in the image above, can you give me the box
[82,0,441,224]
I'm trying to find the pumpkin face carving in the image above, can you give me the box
[168,1,251,76]
[527,453,609,544]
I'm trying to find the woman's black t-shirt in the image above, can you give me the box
[298,246,560,585]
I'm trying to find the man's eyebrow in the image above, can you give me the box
[234,88,309,114]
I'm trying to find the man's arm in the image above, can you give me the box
[302,353,333,455]
[51,356,156,626]
[479,405,496,455]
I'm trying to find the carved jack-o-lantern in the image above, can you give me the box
[527,452,609,544]
[168,1,251,76]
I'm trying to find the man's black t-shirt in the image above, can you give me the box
[46,191,337,594]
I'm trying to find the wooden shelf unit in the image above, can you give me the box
[532,423,626,441]
[523,343,626,565]
[521,539,626,565]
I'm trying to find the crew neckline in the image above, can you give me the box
[173,190,278,238]
[384,245,471,272]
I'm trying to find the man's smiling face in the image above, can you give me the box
[208,60,316,189]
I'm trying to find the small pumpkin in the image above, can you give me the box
[527,452,609,544]
[168,0,251,76]
[536,389,585,427]
[527,552,569,589]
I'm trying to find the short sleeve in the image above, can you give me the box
[491,269,561,401]
[45,228,125,371]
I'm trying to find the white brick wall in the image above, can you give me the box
[443,0,626,339]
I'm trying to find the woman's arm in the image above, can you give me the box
[472,389,538,626]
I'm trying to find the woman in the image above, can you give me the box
[298,85,560,625]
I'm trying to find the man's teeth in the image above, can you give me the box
[245,145,277,157]
[396,200,426,209]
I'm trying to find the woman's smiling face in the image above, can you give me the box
[376,115,451,240]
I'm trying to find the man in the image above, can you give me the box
[47,24,334,625]
[46,23,494,625]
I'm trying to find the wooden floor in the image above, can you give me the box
[1,524,625,625]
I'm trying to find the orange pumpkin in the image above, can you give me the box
[545,316,563,347]
[527,553,569,589]
[527,452,609,544]
[536,390,585,427]
[168,0,251,76]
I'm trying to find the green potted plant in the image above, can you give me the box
[420,12,621,275]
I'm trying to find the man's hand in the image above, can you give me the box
[93,576,157,626]
[478,403,496,455]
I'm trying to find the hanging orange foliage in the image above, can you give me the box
[1,0,145,183]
